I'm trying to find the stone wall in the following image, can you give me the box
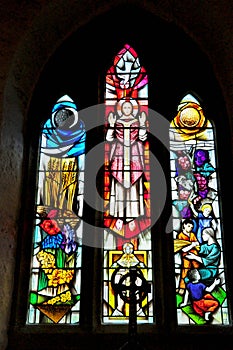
[0,1,232,349]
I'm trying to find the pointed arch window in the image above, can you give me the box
[25,51,231,329]
[170,93,230,325]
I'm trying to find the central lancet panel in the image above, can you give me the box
[102,44,154,324]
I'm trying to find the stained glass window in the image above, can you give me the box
[26,50,230,330]
[27,95,86,324]
[103,44,153,324]
[170,93,230,325]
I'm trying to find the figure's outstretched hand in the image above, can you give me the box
[185,252,195,260]
[139,111,146,126]
[108,112,116,126]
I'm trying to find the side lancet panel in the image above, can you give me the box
[27,95,86,324]
[170,93,230,325]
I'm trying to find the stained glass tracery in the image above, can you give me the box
[27,95,86,324]
[170,93,230,325]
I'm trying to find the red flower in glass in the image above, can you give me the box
[40,219,61,235]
